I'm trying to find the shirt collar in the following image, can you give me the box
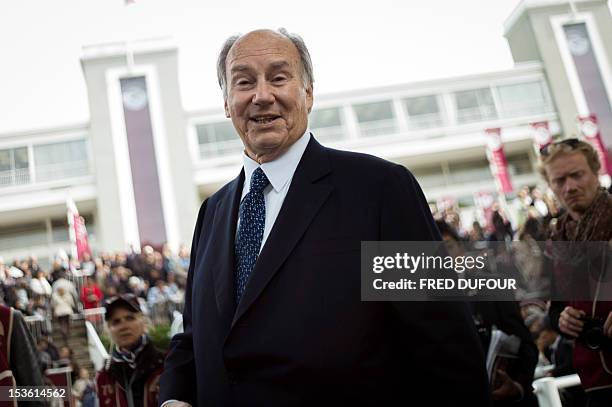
[242,131,311,194]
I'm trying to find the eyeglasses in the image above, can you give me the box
[539,138,581,156]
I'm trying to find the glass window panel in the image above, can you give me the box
[506,152,533,176]
[404,95,439,116]
[34,139,88,182]
[309,108,342,128]
[497,81,551,117]
[403,95,444,129]
[411,164,447,188]
[196,121,242,158]
[454,88,497,123]
[14,147,28,169]
[0,149,11,172]
[448,159,494,183]
[353,101,394,123]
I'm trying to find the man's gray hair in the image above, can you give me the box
[216,28,314,99]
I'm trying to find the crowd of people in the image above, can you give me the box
[0,244,191,405]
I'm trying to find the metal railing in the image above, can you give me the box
[532,374,581,407]
[357,119,397,137]
[0,167,30,187]
[24,314,50,343]
[35,160,90,182]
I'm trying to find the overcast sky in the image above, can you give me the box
[0,0,526,134]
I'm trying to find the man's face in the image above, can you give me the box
[107,307,145,349]
[224,30,313,163]
[546,151,599,218]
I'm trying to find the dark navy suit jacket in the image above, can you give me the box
[159,136,490,406]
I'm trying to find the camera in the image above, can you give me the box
[579,317,612,352]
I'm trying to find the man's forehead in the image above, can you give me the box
[547,152,589,176]
[227,31,298,67]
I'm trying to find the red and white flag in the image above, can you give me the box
[67,197,92,261]
[530,121,553,154]
[577,114,611,177]
[485,128,514,195]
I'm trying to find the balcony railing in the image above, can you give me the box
[0,160,90,189]
[456,106,498,124]
[407,113,446,130]
[0,167,30,187]
[199,139,243,158]
[357,119,397,137]
[311,125,346,143]
[35,160,90,182]
[499,100,555,119]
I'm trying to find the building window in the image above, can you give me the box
[309,107,345,142]
[506,152,534,176]
[34,139,89,182]
[454,88,497,123]
[0,146,29,187]
[411,164,447,188]
[353,101,397,137]
[0,222,47,251]
[496,81,552,118]
[403,95,444,129]
[196,121,242,158]
[448,159,495,184]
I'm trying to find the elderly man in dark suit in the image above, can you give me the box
[159,28,489,406]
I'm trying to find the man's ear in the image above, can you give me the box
[224,99,230,118]
[306,85,314,113]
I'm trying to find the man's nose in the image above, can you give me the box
[252,81,275,105]
[563,178,578,194]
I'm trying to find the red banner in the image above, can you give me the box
[530,121,553,153]
[485,128,514,194]
[67,197,92,261]
[578,115,611,176]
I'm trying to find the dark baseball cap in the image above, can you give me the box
[104,294,142,321]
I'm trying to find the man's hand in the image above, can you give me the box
[491,370,522,401]
[604,311,612,338]
[558,306,585,338]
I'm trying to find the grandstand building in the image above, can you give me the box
[1,0,611,264]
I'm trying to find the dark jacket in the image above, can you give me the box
[160,136,490,406]
[96,340,164,407]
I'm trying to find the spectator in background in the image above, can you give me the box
[437,219,538,406]
[0,305,47,406]
[30,269,52,299]
[80,276,103,309]
[73,367,96,407]
[56,345,80,384]
[97,294,164,407]
[52,286,75,344]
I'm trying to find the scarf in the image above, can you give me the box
[111,334,148,369]
[553,188,612,242]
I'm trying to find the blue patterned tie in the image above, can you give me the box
[235,167,270,303]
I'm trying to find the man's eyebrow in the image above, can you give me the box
[269,61,291,70]
[229,64,252,74]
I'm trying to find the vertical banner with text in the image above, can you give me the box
[485,128,514,195]
[67,197,91,261]
[578,115,612,177]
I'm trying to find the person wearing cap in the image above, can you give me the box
[96,294,165,407]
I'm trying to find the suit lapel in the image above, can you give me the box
[232,138,333,327]
[210,171,243,326]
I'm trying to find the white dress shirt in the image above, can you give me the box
[238,131,311,252]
